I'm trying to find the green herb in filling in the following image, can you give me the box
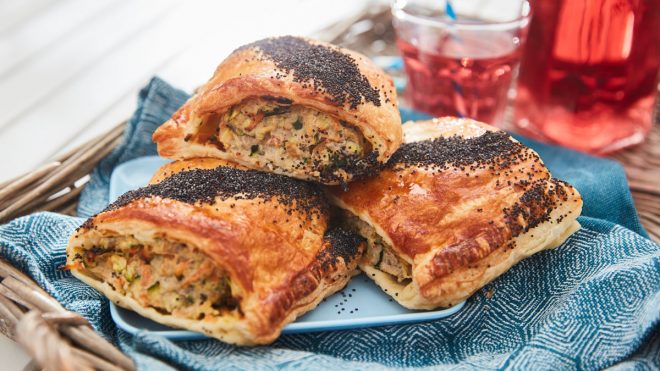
[293,118,303,130]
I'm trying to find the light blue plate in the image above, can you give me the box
[108,156,465,339]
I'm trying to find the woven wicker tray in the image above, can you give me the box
[0,6,658,370]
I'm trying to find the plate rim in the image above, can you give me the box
[110,300,466,339]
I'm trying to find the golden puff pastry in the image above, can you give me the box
[327,117,583,309]
[153,36,402,186]
[66,158,365,345]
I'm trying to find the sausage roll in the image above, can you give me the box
[328,117,583,309]
[153,36,402,186]
[66,158,365,345]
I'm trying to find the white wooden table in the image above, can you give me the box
[0,0,371,368]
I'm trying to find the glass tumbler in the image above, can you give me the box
[392,0,531,126]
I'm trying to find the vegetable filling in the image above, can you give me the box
[71,236,238,320]
[192,96,374,182]
[345,213,412,283]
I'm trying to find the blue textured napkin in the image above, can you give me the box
[1,77,658,370]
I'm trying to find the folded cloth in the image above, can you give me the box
[1,77,657,370]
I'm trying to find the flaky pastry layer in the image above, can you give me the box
[68,158,364,344]
[328,117,583,309]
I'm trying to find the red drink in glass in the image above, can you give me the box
[397,36,521,124]
[514,0,660,154]
[392,0,531,126]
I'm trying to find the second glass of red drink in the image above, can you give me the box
[392,0,531,126]
[514,0,659,154]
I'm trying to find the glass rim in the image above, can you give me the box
[391,0,532,31]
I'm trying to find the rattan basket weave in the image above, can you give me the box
[0,6,658,370]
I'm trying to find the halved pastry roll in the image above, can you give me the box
[328,117,583,309]
[66,158,365,345]
[153,36,402,185]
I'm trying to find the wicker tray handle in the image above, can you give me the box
[0,258,135,371]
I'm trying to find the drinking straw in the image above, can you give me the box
[445,0,466,118]
[445,0,457,20]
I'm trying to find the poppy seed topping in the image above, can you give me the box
[80,166,329,230]
[239,36,381,109]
